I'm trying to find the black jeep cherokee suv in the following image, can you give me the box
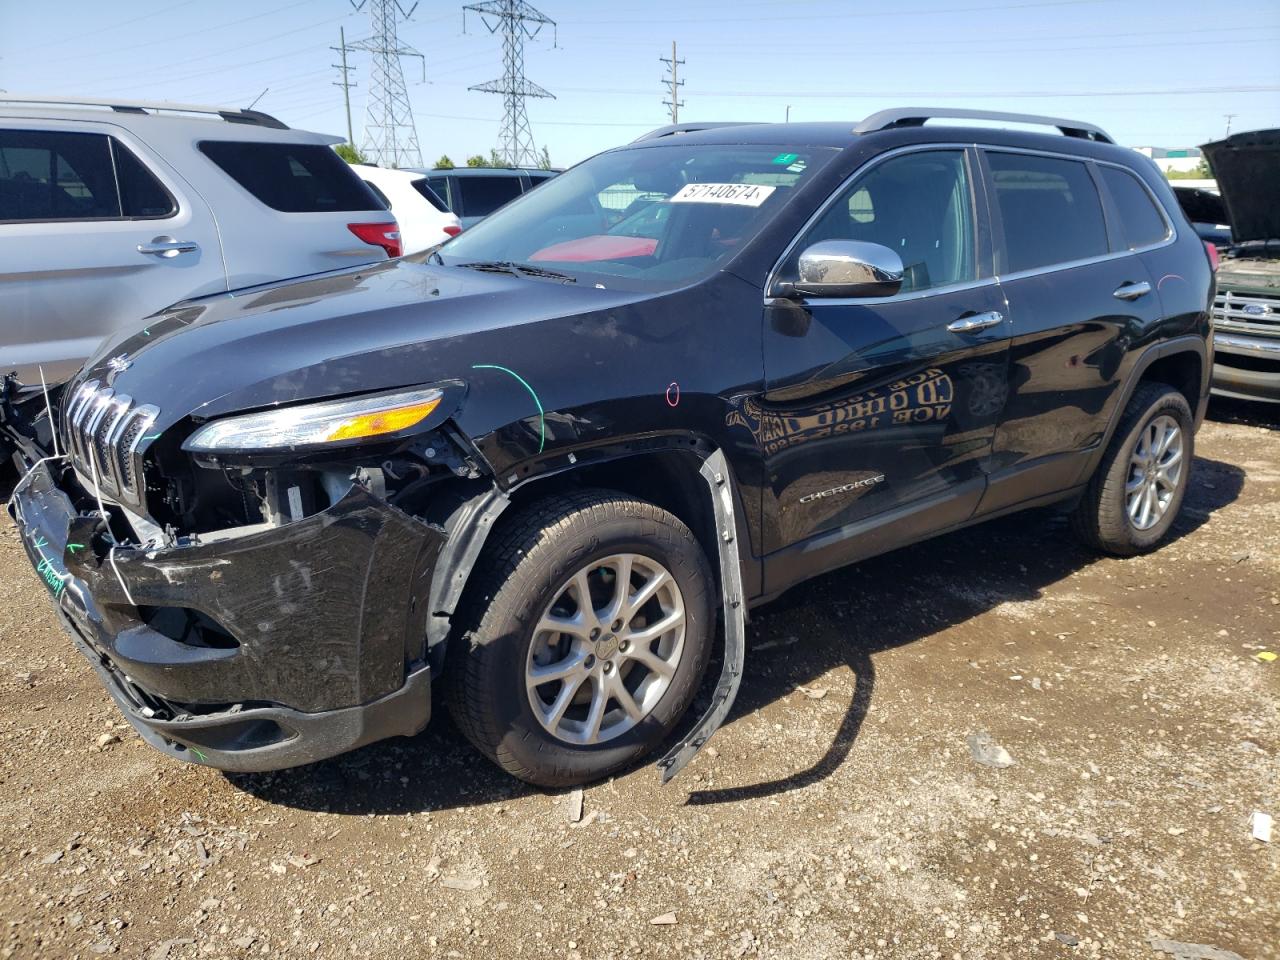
[3,108,1215,788]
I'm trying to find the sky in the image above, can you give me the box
[2,0,1279,168]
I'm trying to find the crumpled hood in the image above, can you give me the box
[1201,128,1280,244]
[75,258,646,433]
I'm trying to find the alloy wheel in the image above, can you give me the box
[1126,414,1184,531]
[525,553,686,745]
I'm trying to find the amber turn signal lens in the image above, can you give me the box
[325,397,442,442]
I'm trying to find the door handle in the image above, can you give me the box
[947,310,1004,334]
[137,236,199,258]
[1113,281,1152,301]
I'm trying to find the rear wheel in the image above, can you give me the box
[1072,382,1193,556]
[445,489,714,787]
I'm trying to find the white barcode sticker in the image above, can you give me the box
[669,182,776,207]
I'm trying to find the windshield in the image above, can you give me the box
[439,143,835,289]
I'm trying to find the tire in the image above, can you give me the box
[1072,381,1194,556]
[444,489,715,788]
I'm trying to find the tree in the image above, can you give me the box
[433,155,455,170]
[466,154,488,168]
[333,143,367,164]
[538,146,553,170]
[1164,158,1213,181]
[489,149,509,169]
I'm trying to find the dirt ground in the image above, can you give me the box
[0,400,1276,960]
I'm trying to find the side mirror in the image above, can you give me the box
[786,240,904,299]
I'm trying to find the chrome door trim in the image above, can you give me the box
[979,144,1178,256]
[764,139,1180,309]
[1114,281,1153,301]
[947,310,1005,333]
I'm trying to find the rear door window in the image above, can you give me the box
[199,141,382,213]
[457,176,523,218]
[0,130,174,222]
[986,152,1108,273]
[1100,166,1170,249]
[0,129,118,221]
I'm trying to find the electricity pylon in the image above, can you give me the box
[660,41,684,124]
[348,0,425,168]
[463,0,556,167]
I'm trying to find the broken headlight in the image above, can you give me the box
[183,386,445,455]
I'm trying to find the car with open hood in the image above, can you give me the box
[1201,128,1280,403]
[2,108,1214,788]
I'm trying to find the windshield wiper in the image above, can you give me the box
[457,260,577,284]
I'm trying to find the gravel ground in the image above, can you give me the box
[0,400,1276,960]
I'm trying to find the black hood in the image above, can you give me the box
[76,258,647,434]
[1201,128,1280,244]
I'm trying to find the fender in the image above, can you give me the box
[423,441,749,783]
[1081,333,1209,481]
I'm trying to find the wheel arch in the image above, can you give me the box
[1087,335,1207,480]
[425,439,752,782]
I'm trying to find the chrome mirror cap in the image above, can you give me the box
[792,240,904,298]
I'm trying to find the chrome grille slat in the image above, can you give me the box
[59,381,160,507]
[1213,290,1279,338]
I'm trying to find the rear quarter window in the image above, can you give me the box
[410,178,449,212]
[987,152,1109,273]
[1101,166,1170,249]
[200,141,383,213]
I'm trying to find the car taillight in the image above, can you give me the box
[443,225,462,238]
[1203,240,1219,272]
[348,221,402,258]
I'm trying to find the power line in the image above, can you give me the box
[563,23,1280,52]
[659,41,684,124]
[348,0,425,168]
[29,0,325,67]
[463,0,556,167]
[547,82,1280,100]
[562,0,1111,25]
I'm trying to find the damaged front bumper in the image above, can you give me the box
[7,460,442,772]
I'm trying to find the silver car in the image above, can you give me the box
[0,96,400,387]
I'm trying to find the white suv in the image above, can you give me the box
[351,164,461,254]
[0,95,400,387]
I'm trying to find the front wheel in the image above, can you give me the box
[444,489,714,787]
[1072,381,1194,556]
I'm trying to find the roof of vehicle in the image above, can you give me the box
[422,167,556,178]
[629,108,1118,152]
[352,164,432,185]
[0,94,339,145]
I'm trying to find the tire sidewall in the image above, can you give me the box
[475,511,713,783]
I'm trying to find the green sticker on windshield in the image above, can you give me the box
[772,153,799,165]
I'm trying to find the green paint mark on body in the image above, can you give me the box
[472,364,546,454]
[140,434,162,442]
[66,543,84,554]
[189,746,208,762]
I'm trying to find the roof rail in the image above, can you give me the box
[0,95,288,130]
[854,107,1113,144]
[632,121,760,143]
